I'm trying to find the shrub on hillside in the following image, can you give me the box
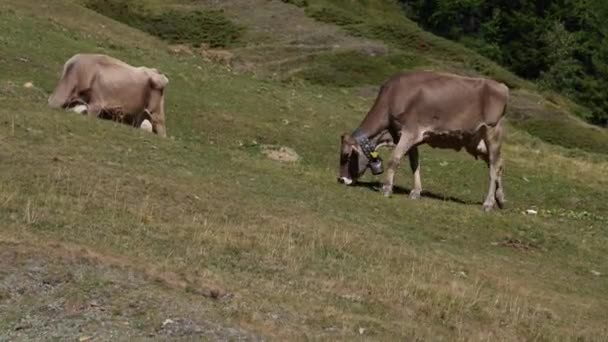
[307,7,362,26]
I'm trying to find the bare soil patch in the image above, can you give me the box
[261,145,300,162]
[0,240,263,341]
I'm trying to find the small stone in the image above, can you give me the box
[359,327,366,335]
[23,82,34,88]
[591,270,601,277]
[525,209,538,215]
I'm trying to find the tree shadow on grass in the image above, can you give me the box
[352,181,483,206]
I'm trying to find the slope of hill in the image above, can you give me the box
[1,0,607,340]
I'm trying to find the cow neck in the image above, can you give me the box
[357,99,388,139]
[353,112,386,147]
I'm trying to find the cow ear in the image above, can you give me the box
[148,70,169,90]
[342,133,356,146]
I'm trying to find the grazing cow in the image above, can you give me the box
[48,54,169,137]
[338,71,509,211]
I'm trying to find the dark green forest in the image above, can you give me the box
[400,0,608,126]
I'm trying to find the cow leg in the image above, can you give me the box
[494,158,506,209]
[86,103,102,118]
[492,125,506,208]
[146,90,168,138]
[146,108,167,138]
[151,116,167,138]
[408,146,422,199]
[482,125,505,211]
[382,132,418,197]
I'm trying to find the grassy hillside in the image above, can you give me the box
[1,0,607,340]
[184,0,608,155]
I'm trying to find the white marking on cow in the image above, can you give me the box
[339,177,353,185]
[71,104,88,114]
[476,140,487,155]
[140,119,153,133]
[477,139,488,154]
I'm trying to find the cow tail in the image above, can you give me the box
[48,55,79,108]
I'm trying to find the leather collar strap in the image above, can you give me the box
[352,129,379,160]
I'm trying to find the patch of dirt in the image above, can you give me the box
[194,0,387,75]
[261,145,300,163]
[0,241,263,341]
[168,44,195,56]
[169,44,235,66]
[493,237,539,252]
[200,46,235,66]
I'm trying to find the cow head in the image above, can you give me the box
[338,133,373,185]
[338,130,395,185]
[144,68,169,90]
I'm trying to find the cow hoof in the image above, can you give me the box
[337,177,353,185]
[482,203,494,212]
[382,185,393,197]
[409,191,421,200]
[495,195,506,209]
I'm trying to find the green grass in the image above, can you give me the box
[513,118,608,155]
[1,0,608,340]
[294,50,424,87]
[85,0,243,48]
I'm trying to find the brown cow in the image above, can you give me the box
[48,54,169,137]
[338,71,509,211]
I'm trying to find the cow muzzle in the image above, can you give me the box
[337,177,354,185]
